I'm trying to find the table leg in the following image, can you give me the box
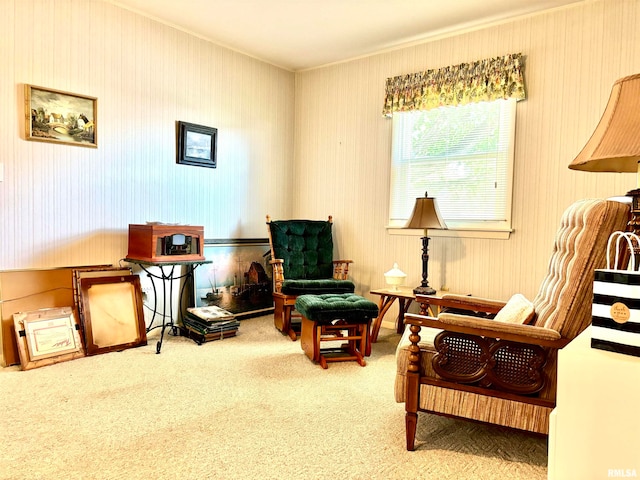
[127,259,209,353]
[396,298,413,335]
[370,294,398,345]
[155,265,175,354]
[141,264,180,354]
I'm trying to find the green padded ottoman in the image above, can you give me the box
[295,293,379,369]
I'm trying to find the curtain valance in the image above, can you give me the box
[382,53,526,117]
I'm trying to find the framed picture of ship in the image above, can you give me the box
[192,238,273,319]
[24,84,97,148]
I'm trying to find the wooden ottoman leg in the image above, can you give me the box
[314,323,323,364]
[351,323,366,367]
[318,344,329,369]
[300,316,321,364]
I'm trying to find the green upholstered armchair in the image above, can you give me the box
[266,216,355,340]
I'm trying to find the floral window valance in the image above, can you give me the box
[382,53,526,117]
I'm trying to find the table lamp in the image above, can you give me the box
[404,192,447,295]
[568,73,640,232]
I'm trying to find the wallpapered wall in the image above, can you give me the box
[0,0,295,270]
[1,0,639,317]
[294,0,640,303]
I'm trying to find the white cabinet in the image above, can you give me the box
[548,326,640,480]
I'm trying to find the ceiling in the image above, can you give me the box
[107,0,584,71]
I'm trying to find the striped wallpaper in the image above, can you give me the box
[294,0,640,309]
[1,0,639,325]
[0,0,295,270]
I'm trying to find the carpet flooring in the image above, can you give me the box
[0,315,547,480]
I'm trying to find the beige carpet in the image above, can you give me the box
[0,315,547,480]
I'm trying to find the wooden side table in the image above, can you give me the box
[369,288,457,345]
[370,287,415,344]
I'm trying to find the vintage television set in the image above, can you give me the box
[126,224,205,262]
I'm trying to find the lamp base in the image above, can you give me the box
[413,285,436,295]
[627,188,640,235]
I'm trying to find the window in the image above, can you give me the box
[389,98,516,234]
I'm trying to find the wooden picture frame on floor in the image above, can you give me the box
[13,306,85,370]
[79,275,147,355]
[72,266,133,327]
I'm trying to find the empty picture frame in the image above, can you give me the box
[72,266,133,324]
[13,306,85,370]
[79,275,147,356]
[176,121,217,168]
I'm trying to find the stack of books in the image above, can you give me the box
[181,306,239,344]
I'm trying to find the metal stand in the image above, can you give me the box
[124,258,210,354]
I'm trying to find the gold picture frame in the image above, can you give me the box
[24,84,97,148]
[13,306,85,370]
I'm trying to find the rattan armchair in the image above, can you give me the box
[395,198,630,450]
[266,216,355,340]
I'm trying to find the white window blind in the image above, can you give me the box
[389,98,516,231]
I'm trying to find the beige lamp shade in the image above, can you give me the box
[404,194,447,230]
[569,73,640,173]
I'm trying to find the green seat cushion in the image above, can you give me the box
[281,279,355,295]
[295,293,379,323]
[269,220,335,279]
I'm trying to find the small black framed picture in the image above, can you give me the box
[176,121,217,168]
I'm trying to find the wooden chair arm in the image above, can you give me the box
[415,293,506,315]
[332,259,353,280]
[404,312,569,349]
[269,259,285,292]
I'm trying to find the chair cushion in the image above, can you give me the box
[494,293,535,325]
[295,293,378,323]
[532,198,630,338]
[281,279,355,295]
[268,220,335,279]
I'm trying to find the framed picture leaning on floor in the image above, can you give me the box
[193,239,274,319]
